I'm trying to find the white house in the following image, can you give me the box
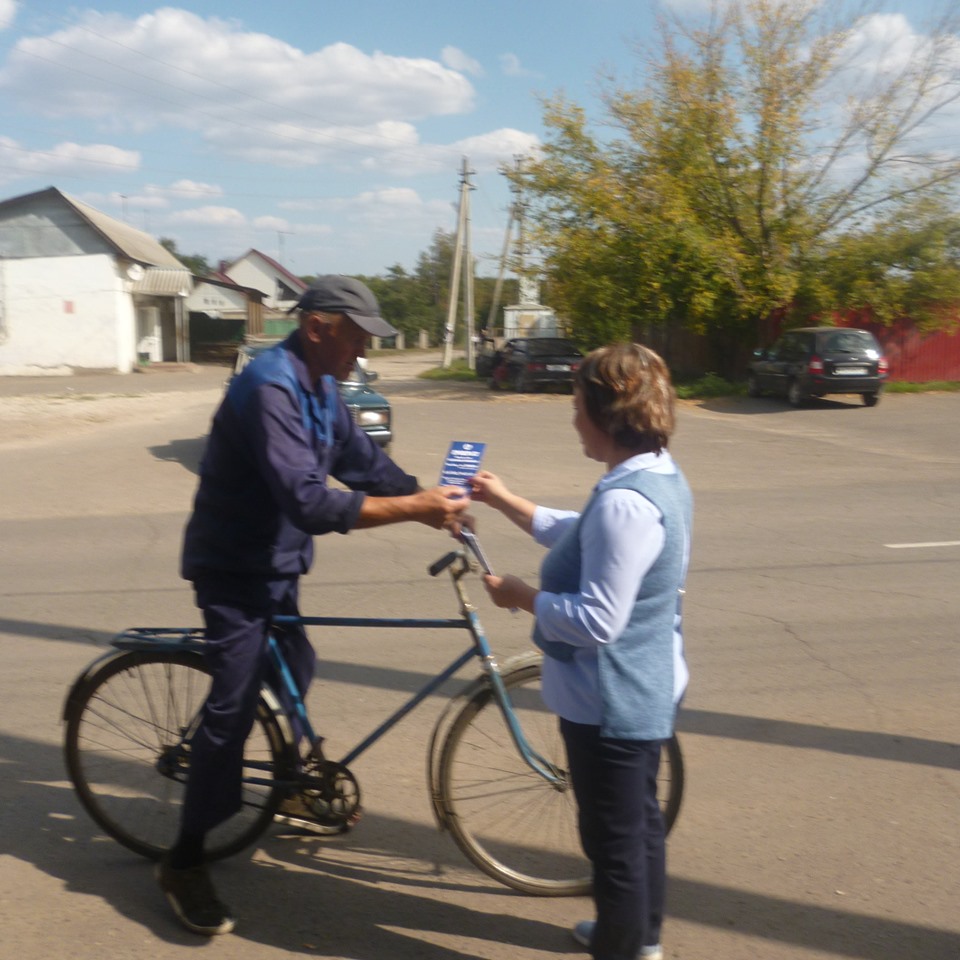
[0,186,193,375]
[215,249,307,315]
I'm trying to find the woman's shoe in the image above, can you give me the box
[570,920,663,959]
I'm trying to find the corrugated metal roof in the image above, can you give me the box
[132,267,193,296]
[62,191,186,269]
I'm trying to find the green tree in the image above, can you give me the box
[512,0,960,372]
[806,198,960,328]
[413,229,457,343]
[362,264,435,340]
[159,237,211,277]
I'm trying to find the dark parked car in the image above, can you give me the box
[748,327,888,407]
[232,341,393,450]
[487,337,583,392]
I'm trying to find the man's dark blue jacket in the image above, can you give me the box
[182,332,417,580]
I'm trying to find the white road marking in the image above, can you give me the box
[884,541,960,549]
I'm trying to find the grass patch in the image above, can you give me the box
[675,373,743,399]
[886,380,960,393]
[417,359,479,382]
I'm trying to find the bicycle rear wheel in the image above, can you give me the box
[64,648,293,861]
[437,659,684,896]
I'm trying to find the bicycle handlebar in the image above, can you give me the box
[428,550,460,577]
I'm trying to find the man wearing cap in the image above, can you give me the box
[158,276,469,937]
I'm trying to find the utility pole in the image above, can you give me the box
[277,230,293,265]
[486,157,525,337]
[442,157,475,368]
[463,166,476,369]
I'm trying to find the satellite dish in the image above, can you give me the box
[126,263,145,282]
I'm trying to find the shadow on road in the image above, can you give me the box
[694,396,875,415]
[6,729,958,958]
[148,436,206,473]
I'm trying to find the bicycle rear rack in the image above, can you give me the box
[111,627,206,652]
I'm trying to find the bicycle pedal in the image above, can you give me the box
[273,811,351,837]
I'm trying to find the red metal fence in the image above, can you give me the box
[849,317,960,382]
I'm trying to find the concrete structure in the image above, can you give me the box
[0,187,192,375]
[502,277,561,339]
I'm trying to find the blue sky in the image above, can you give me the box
[0,1,954,278]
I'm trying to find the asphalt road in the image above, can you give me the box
[1,357,958,960]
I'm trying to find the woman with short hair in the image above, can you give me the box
[470,342,692,960]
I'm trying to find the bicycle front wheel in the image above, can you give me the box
[437,660,589,895]
[64,649,292,861]
[437,659,685,896]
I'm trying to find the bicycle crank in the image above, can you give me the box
[296,760,362,829]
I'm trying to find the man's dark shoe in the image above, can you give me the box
[156,855,235,936]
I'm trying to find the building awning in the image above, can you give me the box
[132,267,193,297]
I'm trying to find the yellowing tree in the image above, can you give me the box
[513,0,960,372]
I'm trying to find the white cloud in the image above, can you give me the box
[0,136,139,182]
[360,126,539,176]
[166,179,224,199]
[207,118,423,169]
[0,7,542,191]
[0,0,16,31]
[841,13,924,76]
[167,205,247,226]
[442,46,484,77]
[106,189,169,210]
[280,186,451,224]
[213,116,539,178]
[0,9,475,142]
[353,187,450,220]
[430,127,541,173]
[252,215,290,231]
[826,13,960,153]
[499,53,537,78]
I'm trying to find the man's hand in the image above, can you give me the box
[354,485,470,531]
[414,485,472,531]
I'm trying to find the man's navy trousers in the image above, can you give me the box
[180,573,316,835]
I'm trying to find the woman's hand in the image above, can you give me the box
[481,573,537,614]
[469,471,537,535]
[469,470,511,510]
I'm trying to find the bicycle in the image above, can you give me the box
[63,536,685,897]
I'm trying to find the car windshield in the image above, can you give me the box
[526,339,578,356]
[823,331,877,353]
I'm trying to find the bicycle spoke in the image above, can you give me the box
[65,650,288,861]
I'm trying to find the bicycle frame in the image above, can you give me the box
[267,547,564,785]
[64,538,681,893]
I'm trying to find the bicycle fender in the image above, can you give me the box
[62,649,129,722]
[257,682,298,770]
[62,641,207,723]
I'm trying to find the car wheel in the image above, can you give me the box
[787,379,805,407]
[746,374,760,398]
[514,370,529,392]
[862,391,880,407]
